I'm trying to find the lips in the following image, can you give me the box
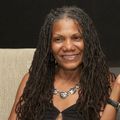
[61,54,79,60]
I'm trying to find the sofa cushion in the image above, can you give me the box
[0,49,35,120]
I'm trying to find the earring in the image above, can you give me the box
[55,60,58,65]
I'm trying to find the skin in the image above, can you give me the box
[8,73,29,120]
[51,17,84,114]
[9,17,120,120]
[101,75,120,120]
[51,17,84,71]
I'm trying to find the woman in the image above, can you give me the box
[9,6,120,120]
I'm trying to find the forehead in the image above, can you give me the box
[52,17,82,34]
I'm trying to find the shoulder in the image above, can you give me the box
[8,73,29,120]
[20,73,29,87]
[111,73,120,89]
[109,72,116,88]
[17,73,29,95]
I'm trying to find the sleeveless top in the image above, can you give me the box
[44,103,83,120]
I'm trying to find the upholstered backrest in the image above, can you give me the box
[0,49,35,120]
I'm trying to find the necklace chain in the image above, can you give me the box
[53,84,80,99]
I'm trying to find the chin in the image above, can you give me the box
[60,63,81,71]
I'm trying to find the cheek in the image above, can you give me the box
[51,42,63,53]
[51,44,60,57]
[81,40,84,49]
[82,43,84,50]
[76,41,84,51]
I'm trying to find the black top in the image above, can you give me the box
[44,103,83,120]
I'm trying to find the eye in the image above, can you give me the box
[53,37,64,43]
[72,35,83,41]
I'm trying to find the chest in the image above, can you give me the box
[52,91,79,112]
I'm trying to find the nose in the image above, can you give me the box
[62,39,75,51]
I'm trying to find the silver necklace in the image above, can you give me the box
[53,84,80,99]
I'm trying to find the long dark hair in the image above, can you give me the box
[16,6,113,120]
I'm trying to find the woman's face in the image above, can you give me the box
[51,18,84,71]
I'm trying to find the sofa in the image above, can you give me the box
[0,49,35,120]
[0,49,119,120]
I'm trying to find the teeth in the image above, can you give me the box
[63,55,76,60]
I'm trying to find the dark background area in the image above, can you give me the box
[0,0,120,66]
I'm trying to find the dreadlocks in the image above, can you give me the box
[16,6,112,120]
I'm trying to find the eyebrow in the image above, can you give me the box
[53,32,81,36]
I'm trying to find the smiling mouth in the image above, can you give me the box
[62,54,79,60]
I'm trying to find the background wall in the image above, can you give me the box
[0,0,120,66]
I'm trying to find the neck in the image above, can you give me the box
[55,67,81,85]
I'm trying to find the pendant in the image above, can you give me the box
[53,84,80,99]
[60,92,68,99]
[69,88,76,94]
